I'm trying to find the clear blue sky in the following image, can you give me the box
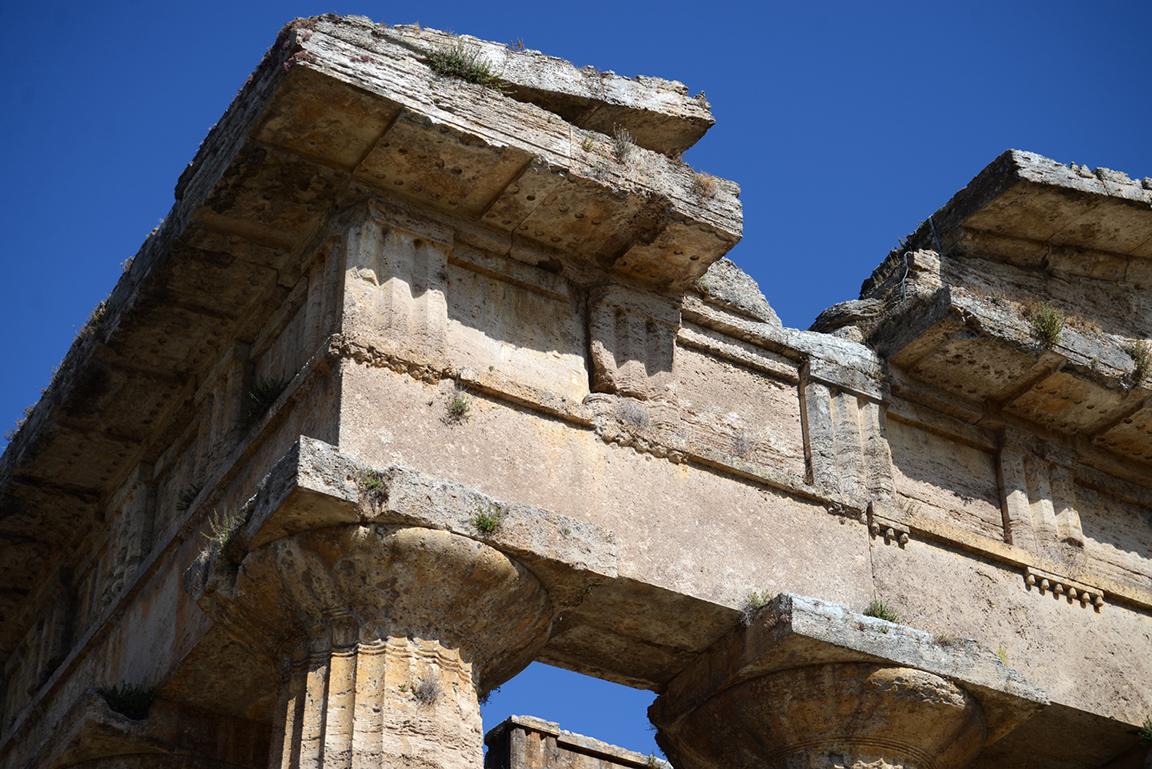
[3,0,1149,757]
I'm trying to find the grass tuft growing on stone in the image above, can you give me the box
[445,393,472,423]
[203,507,249,555]
[863,600,901,624]
[691,170,717,198]
[238,375,290,426]
[932,632,960,647]
[1133,715,1152,747]
[615,400,649,428]
[741,590,775,626]
[1128,340,1150,383]
[1021,300,1065,349]
[470,503,502,533]
[611,125,634,165]
[412,678,441,706]
[358,468,389,492]
[426,39,509,93]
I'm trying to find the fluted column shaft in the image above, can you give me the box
[268,633,482,769]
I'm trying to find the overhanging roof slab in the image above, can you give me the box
[209,18,744,287]
[872,285,1152,467]
[328,18,716,156]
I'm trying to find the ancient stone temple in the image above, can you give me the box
[2,14,1151,769]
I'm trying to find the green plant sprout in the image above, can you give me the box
[426,38,510,93]
[446,393,471,423]
[863,600,901,624]
[238,375,290,425]
[203,507,249,554]
[1022,300,1065,349]
[470,503,502,533]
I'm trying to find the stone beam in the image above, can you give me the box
[182,436,618,769]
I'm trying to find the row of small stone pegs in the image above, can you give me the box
[1026,572,1104,609]
[869,522,909,547]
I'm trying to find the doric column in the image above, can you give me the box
[190,524,553,769]
[650,594,1048,769]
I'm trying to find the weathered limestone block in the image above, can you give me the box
[2,575,74,722]
[1076,482,1152,593]
[673,327,804,475]
[188,525,553,769]
[197,341,252,466]
[992,429,1086,559]
[446,242,588,403]
[862,155,1152,494]
[997,445,1038,552]
[589,286,679,401]
[371,21,715,156]
[886,414,1002,542]
[103,463,156,602]
[809,297,886,336]
[693,257,781,325]
[343,216,451,365]
[799,368,891,505]
[867,534,1150,731]
[231,20,742,287]
[251,236,344,383]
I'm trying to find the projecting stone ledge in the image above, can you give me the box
[829,151,1152,469]
[894,149,1152,276]
[328,18,715,156]
[175,14,741,290]
[650,594,1047,769]
[867,278,1152,453]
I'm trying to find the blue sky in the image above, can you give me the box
[3,0,1149,757]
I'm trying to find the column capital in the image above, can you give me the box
[192,524,552,692]
[650,594,1049,769]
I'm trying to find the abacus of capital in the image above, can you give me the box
[2,14,1151,769]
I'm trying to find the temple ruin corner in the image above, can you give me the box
[2,15,1151,769]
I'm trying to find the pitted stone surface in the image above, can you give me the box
[695,257,781,325]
